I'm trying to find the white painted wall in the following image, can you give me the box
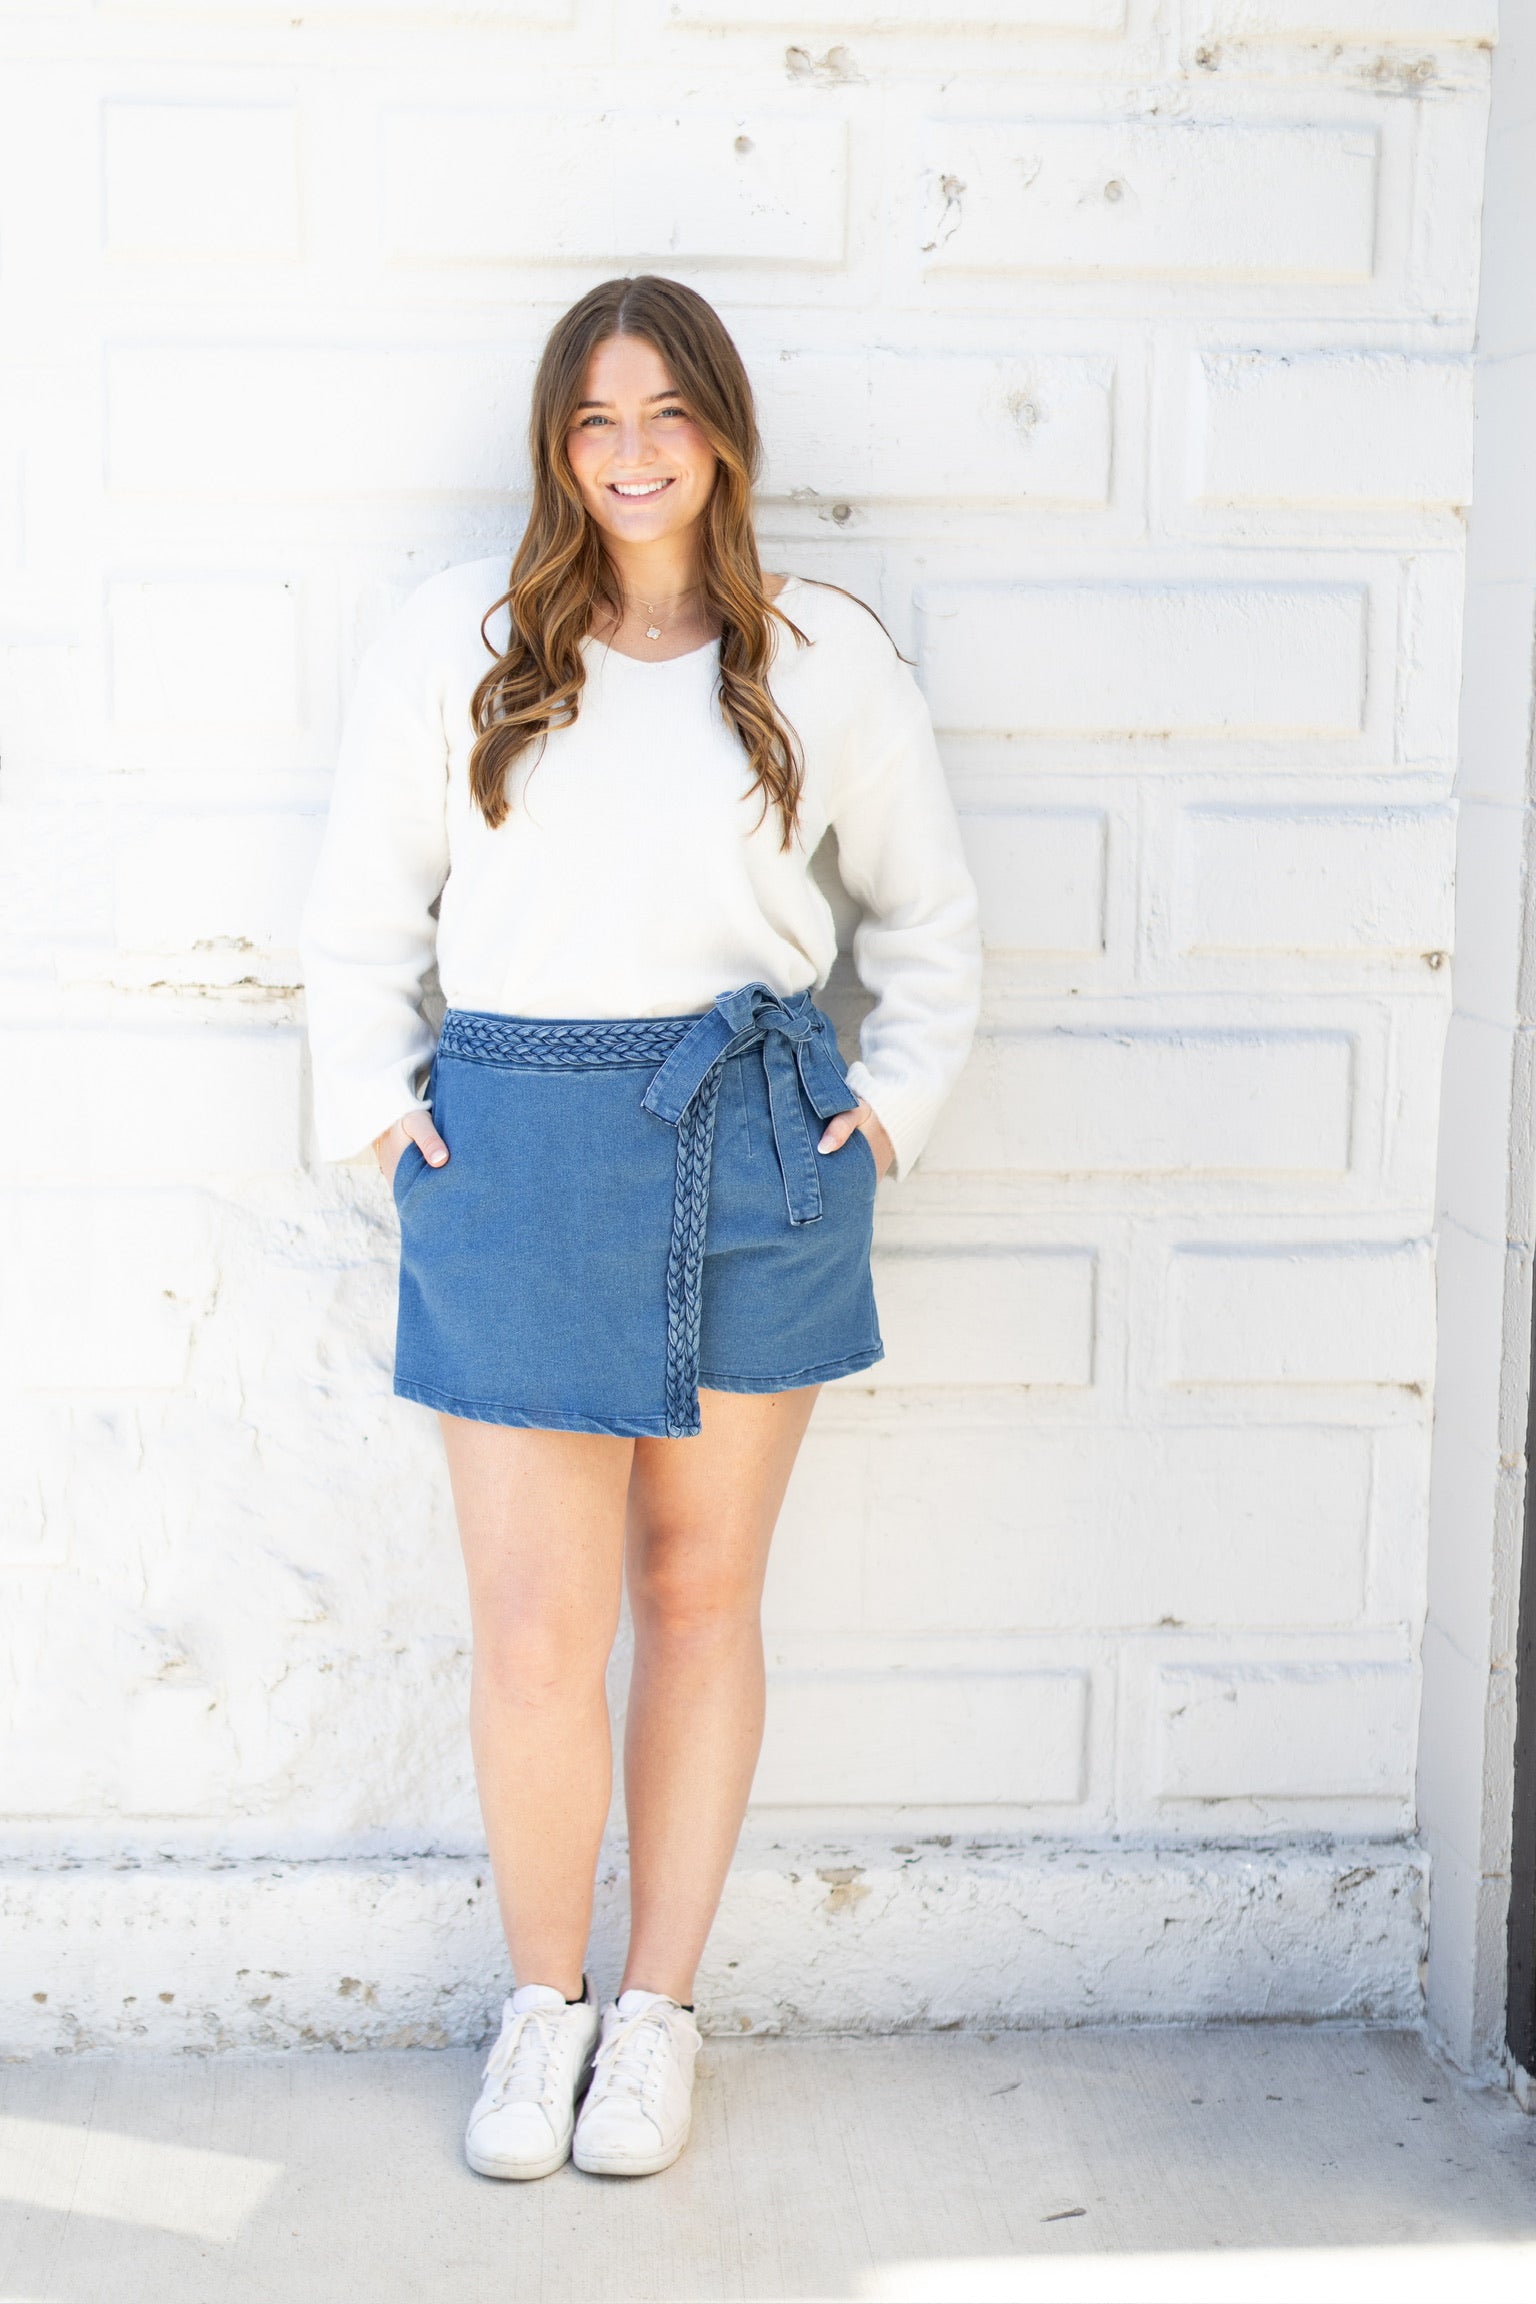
[1420,0,1536,2080]
[0,0,1495,2049]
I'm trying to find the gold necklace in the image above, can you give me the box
[628,586,698,642]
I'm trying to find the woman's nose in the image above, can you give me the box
[613,419,653,463]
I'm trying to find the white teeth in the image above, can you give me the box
[611,480,670,497]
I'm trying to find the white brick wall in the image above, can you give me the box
[1166,1241,1436,1385]
[920,122,1380,283]
[924,581,1369,737]
[0,0,1493,2042]
[1189,354,1476,508]
[1419,0,1535,2075]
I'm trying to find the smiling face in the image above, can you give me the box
[565,333,720,552]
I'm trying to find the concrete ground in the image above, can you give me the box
[1,2027,1534,2303]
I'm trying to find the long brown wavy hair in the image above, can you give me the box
[469,276,808,847]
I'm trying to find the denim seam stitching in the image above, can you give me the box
[393,1378,671,1438]
[697,1342,885,1389]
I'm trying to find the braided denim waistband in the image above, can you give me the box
[437,983,860,1437]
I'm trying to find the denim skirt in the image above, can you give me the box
[391,982,884,1438]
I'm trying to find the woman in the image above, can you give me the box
[300,275,981,2181]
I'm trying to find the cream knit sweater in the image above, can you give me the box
[300,558,981,1174]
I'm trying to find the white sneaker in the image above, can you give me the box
[571,1989,701,2177]
[464,1980,600,2180]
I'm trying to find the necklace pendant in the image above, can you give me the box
[645,623,662,641]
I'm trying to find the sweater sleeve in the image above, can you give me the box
[827,620,982,1178]
[298,603,452,1163]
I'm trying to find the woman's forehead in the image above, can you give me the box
[577,335,678,404]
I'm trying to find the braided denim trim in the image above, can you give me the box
[438,1012,691,1069]
[662,1068,722,1437]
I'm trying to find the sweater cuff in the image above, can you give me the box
[843,1063,946,1182]
[312,1077,432,1166]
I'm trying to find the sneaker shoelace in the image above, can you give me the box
[590,2007,671,2107]
[481,2007,564,2109]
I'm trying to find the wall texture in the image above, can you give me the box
[0,0,1495,2050]
[1421,0,1536,2080]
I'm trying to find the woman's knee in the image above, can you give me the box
[628,1540,762,1645]
[472,1606,614,1713]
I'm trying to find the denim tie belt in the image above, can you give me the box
[434,983,860,1436]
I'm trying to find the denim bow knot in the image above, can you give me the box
[642,982,859,1229]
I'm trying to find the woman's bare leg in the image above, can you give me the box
[620,1385,820,2002]
[439,1415,634,1998]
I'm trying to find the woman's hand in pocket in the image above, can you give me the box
[817,1098,894,1181]
[373,1108,450,1186]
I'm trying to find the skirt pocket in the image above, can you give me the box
[391,1139,426,1206]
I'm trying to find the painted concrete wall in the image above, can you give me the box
[0,0,1494,2049]
[1421,0,1536,2080]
